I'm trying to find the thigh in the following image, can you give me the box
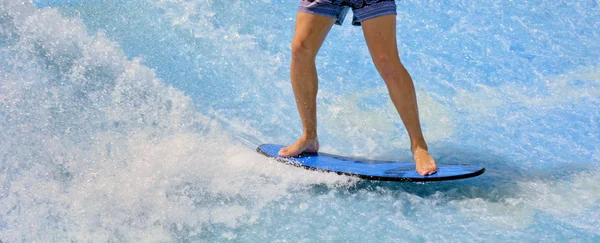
[292,12,337,55]
[360,14,400,63]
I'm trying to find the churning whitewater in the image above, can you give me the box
[1,0,599,241]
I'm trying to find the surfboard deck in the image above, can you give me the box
[257,144,485,182]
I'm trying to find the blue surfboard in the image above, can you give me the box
[257,144,485,182]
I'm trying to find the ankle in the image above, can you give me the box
[302,135,318,143]
[302,131,318,140]
[410,140,428,154]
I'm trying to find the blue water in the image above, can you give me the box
[1,0,599,241]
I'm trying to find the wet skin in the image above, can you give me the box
[279,13,437,176]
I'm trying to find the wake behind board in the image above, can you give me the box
[257,144,485,182]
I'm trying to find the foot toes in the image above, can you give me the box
[278,148,288,157]
[418,168,437,176]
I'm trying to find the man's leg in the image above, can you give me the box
[361,14,437,175]
[278,12,336,157]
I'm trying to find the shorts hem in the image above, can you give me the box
[352,1,397,26]
[298,3,349,25]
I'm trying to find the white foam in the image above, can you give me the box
[2,0,599,241]
[0,2,354,241]
[455,67,600,117]
[451,170,600,234]
[318,86,454,157]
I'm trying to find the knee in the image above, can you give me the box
[291,38,317,60]
[372,54,401,79]
[372,54,395,68]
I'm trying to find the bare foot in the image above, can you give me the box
[413,147,437,176]
[278,136,319,157]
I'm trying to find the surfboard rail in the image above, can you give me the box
[257,144,485,182]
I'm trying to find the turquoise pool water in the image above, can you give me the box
[1,0,599,241]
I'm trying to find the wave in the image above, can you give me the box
[1,0,600,241]
[0,2,352,241]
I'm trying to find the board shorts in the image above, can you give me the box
[298,0,397,26]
